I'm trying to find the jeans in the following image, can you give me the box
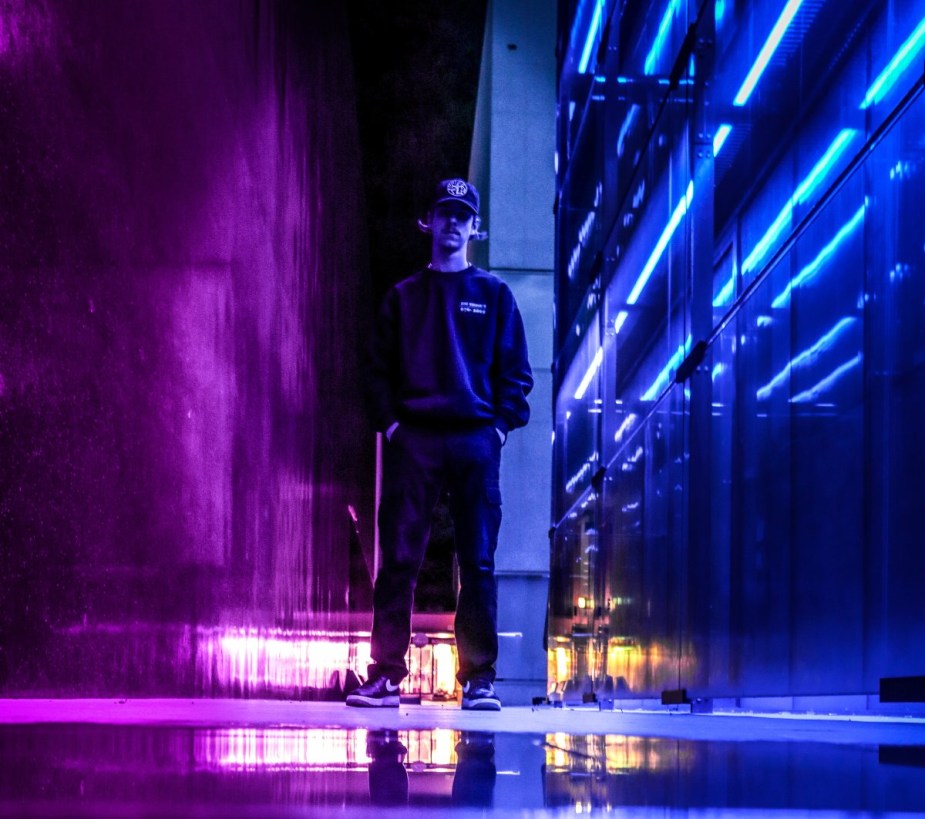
[369,424,502,685]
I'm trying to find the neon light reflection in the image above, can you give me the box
[771,202,867,308]
[791,354,863,403]
[741,130,856,276]
[642,335,692,400]
[756,317,857,400]
[860,16,925,109]
[575,347,604,400]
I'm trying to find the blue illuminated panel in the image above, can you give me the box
[553,0,925,704]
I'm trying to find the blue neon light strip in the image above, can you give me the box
[642,335,691,400]
[792,130,857,205]
[617,106,640,159]
[790,354,863,403]
[756,317,857,400]
[644,0,684,76]
[627,181,694,304]
[860,16,925,109]
[713,124,732,157]
[741,205,792,276]
[614,310,629,334]
[711,362,726,381]
[613,412,638,442]
[574,346,604,400]
[578,0,604,74]
[771,202,866,308]
[741,130,857,275]
[713,272,735,307]
[734,0,806,106]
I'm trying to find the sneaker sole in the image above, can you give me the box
[461,698,501,711]
[345,694,400,708]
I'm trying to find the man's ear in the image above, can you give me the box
[417,211,434,233]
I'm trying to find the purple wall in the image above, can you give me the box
[0,1,374,694]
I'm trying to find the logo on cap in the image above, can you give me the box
[445,179,468,197]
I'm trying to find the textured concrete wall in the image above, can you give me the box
[0,1,373,694]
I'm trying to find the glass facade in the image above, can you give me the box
[551,0,925,702]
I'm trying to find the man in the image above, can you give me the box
[347,178,533,710]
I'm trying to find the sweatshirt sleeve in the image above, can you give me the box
[364,287,400,433]
[492,284,533,434]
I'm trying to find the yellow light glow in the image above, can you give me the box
[554,646,571,683]
[406,728,458,767]
[432,728,455,766]
[432,642,458,698]
[577,596,586,609]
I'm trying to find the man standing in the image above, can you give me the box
[347,178,533,710]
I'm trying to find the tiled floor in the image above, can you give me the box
[2,699,925,816]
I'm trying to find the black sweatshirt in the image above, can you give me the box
[366,265,533,435]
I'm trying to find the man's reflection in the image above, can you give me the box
[366,729,409,806]
[452,731,497,807]
[365,729,497,807]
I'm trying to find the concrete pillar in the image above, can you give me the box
[469,0,556,704]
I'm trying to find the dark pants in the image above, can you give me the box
[370,424,502,685]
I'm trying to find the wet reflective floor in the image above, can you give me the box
[2,700,925,817]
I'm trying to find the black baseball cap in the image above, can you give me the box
[431,178,480,217]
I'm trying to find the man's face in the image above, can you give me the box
[431,203,477,251]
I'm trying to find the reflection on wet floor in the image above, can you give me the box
[3,721,925,817]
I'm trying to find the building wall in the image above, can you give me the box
[552,0,925,709]
[470,0,557,704]
[0,1,373,695]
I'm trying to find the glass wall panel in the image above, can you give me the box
[548,485,601,702]
[863,89,925,682]
[556,101,605,351]
[553,0,925,707]
[553,324,603,522]
[789,177,867,693]
[594,383,690,697]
